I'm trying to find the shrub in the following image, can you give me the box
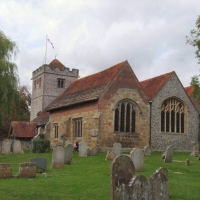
[32,134,50,153]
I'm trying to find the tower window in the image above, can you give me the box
[57,79,65,88]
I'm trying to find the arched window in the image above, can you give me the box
[161,98,185,133]
[114,100,137,134]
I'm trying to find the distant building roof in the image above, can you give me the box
[9,121,37,138]
[140,71,174,100]
[49,59,66,70]
[47,60,128,111]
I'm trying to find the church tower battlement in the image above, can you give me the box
[30,59,79,121]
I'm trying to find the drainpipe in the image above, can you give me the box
[149,100,153,147]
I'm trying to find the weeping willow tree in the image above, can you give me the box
[0,30,19,127]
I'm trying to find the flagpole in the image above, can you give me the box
[44,35,48,64]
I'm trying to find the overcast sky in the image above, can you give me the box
[0,0,200,89]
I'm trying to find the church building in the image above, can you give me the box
[32,59,199,152]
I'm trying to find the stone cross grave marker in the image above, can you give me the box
[64,143,74,164]
[79,141,87,157]
[130,147,144,172]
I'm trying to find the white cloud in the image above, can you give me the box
[0,0,200,88]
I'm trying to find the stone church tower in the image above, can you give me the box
[30,59,79,121]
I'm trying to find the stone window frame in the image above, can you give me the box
[113,99,142,135]
[53,123,59,138]
[73,117,82,138]
[160,97,187,134]
[57,78,65,88]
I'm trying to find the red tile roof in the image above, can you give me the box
[49,59,66,70]
[47,61,128,110]
[140,72,174,100]
[185,85,193,96]
[10,121,37,138]
[32,111,50,126]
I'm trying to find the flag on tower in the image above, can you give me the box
[47,38,54,49]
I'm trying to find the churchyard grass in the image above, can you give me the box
[0,150,200,199]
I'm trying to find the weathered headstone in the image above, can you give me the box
[105,151,116,161]
[144,145,151,156]
[79,141,87,157]
[18,162,37,178]
[130,147,144,171]
[30,157,47,173]
[148,171,169,200]
[190,141,199,156]
[90,147,98,156]
[87,147,91,156]
[113,142,122,156]
[0,163,12,179]
[111,155,135,200]
[64,143,74,164]
[1,139,12,154]
[156,167,168,178]
[51,143,65,168]
[164,145,174,163]
[185,159,190,166]
[13,140,23,154]
[129,175,149,200]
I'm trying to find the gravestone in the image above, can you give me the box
[64,143,74,164]
[0,163,12,179]
[30,157,47,173]
[90,147,98,156]
[113,142,122,156]
[79,141,87,157]
[51,143,65,168]
[105,151,116,161]
[164,145,174,163]
[190,141,199,156]
[18,162,37,178]
[13,140,23,154]
[144,145,151,156]
[130,147,144,171]
[148,171,169,200]
[87,147,91,156]
[111,155,135,200]
[156,167,168,178]
[1,139,12,154]
[129,175,149,200]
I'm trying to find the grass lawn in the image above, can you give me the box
[0,150,200,200]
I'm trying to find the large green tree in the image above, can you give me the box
[0,30,19,127]
[186,15,200,63]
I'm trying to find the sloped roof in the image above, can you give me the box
[10,121,37,138]
[32,110,50,126]
[140,71,174,100]
[185,85,200,114]
[47,61,127,111]
[49,59,66,70]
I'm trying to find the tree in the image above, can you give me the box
[186,15,200,63]
[0,30,19,127]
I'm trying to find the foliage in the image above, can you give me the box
[15,85,31,121]
[186,15,200,63]
[0,30,19,127]
[32,134,50,153]
[0,151,200,200]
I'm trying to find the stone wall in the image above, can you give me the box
[151,73,199,152]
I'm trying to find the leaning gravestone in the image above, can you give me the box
[1,139,12,154]
[111,155,135,200]
[79,141,87,157]
[113,142,122,156]
[130,147,144,172]
[164,145,174,163]
[18,162,37,178]
[64,143,74,164]
[30,157,47,173]
[148,171,169,200]
[51,143,65,168]
[13,140,23,154]
[0,163,12,179]
[144,145,151,156]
